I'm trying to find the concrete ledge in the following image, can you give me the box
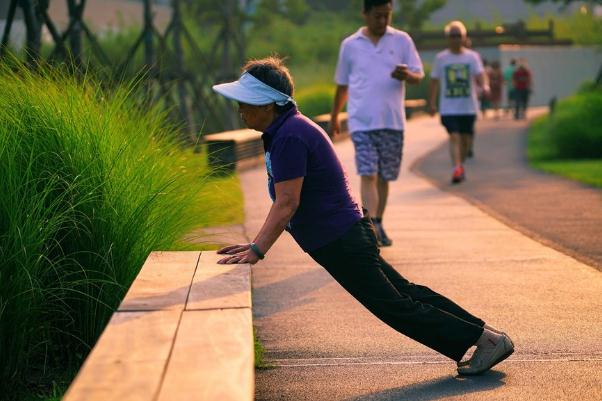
[63,251,253,401]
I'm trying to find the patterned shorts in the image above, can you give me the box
[351,129,404,181]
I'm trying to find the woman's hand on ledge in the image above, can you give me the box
[217,244,260,265]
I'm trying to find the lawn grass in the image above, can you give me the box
[531,159,602,189]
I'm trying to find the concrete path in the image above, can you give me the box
[413,113,602,270]
[239,116,602,401]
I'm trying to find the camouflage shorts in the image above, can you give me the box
[351,129,404,181]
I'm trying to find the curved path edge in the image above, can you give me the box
[411,112,602,272]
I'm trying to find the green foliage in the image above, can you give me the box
[247,11,356,67]
[255,0,311,24]
[524,10,602,45]
[528,88,602,187]
[533,89,602,159]
[0,61,234,400]
[525,0,602,5]
[296,83,336,118]
[397,0,447,30]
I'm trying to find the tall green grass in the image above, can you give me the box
[0,62,219,400]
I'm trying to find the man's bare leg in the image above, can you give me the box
[374,177,392,246]
[449,133,462,166]
[450,133,466,184]
[461,134,471,162]
[361,175,379,218]
[376,177,389,219]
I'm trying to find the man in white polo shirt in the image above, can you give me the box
[330,0,424,247]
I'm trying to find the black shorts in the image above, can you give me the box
[441,115,476,135]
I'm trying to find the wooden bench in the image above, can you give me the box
[313,100,426,139]
[204,101,425,172]
[405,99,427,118]
[63,251,253,401]
[204,129,264,174]
[203,113,348,172]
[313,112,349,142]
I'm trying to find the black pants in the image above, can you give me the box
[514,89,530,118]
[309,218,485,362]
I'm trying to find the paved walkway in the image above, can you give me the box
[240,115,602,401]
[413,112,602,270]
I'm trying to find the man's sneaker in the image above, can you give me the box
[375,222,393,247]
[451,165,465,184]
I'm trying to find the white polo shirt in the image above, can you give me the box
[335,26,424,133]
[431,49,484,116]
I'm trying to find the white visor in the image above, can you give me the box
[212,72,295,106]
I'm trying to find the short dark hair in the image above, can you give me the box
[363,0,392,13]
[242,56,295,114]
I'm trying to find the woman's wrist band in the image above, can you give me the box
[249,243,265,259]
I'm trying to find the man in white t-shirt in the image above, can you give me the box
[330,0,424,246]
[428,20,488,184]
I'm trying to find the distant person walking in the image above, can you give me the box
[513,60,532,119]
[213,56,514,377]
[330,0,424,246]
[428,21,489,184]
[487,60,504,119]
[480,59,492,118]
[503,59,517,115]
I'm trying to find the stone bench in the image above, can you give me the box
[63,251,253,401]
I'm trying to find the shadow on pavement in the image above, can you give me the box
[343,371,506,401]
[253,267,334,318]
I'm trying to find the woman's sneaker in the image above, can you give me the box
[457,334,514,376]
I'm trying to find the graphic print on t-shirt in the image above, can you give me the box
[265,152,275,202]
[265,150,292,230]
[445,64,471,98]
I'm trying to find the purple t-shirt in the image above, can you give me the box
[262,107,362,252]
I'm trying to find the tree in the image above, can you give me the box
[396,0,447,31]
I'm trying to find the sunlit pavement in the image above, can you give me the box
[240,112,602,401]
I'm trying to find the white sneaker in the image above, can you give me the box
[457,334,514,375]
